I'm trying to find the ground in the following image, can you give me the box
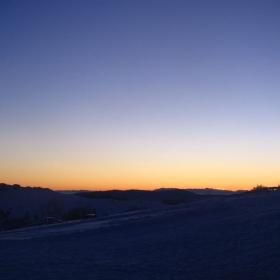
[1,192,280,279]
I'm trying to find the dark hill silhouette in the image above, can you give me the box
[75,189,210,205]
[1,183,240,231]
[0,183,170,230]
[0,183,99,230]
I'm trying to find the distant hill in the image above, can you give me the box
[0,183,98,230]
[63,187,246,197]
[56,190,91,195]
[75,188,210,205]
[0,184,245,231]
[181,188,246,195]
[155,187,247,195]
[0,184,167,230]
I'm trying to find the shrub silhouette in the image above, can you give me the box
[252,185,268,192]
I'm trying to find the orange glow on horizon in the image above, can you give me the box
[1,152,279,192]
[1,173,278,191]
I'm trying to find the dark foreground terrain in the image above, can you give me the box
[1,191,280,280]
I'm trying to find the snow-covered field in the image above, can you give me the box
[1,192,280,279]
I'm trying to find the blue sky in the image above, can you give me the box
[1,0,280,190]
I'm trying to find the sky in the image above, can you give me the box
[1,0,280,191]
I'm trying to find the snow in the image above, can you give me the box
[0,192,280,279]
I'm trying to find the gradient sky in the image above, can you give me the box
[1,0,280,190]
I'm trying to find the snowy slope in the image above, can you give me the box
[0,191,279,279]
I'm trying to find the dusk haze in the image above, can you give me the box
[1,0,280,191]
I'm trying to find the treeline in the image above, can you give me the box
[0,203,97,231]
